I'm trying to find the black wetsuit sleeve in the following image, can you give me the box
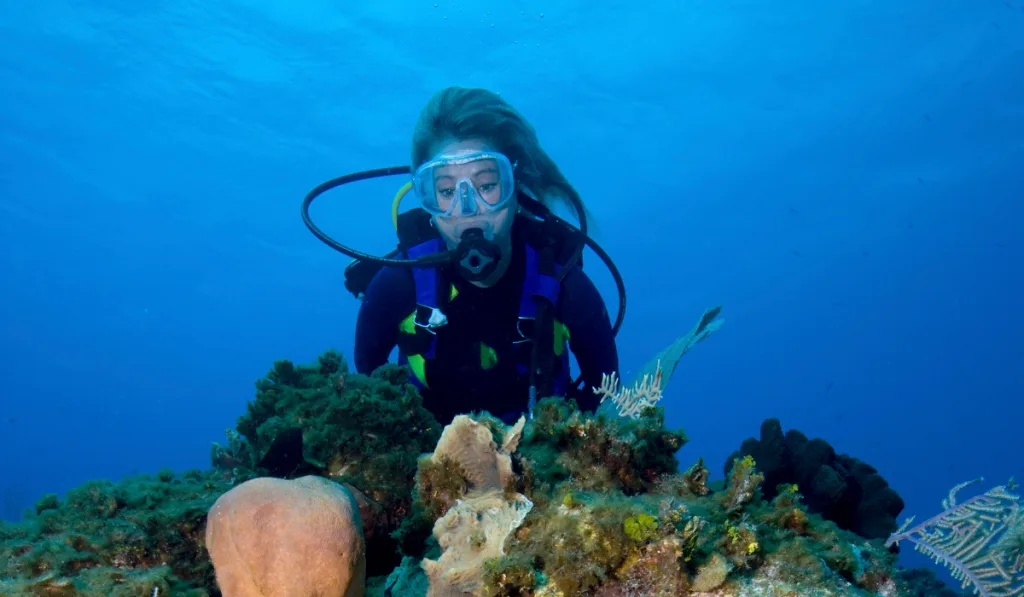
[556,267,619,412]
[354,266,416,375]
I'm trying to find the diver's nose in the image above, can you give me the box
[454,184,473,217]
[456,181,479,216]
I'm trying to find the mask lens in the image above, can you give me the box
[413,151,515,216]
[473,162,505,206]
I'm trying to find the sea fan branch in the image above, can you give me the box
[885,478,1023,597]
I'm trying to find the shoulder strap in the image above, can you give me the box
[407,237,447,311]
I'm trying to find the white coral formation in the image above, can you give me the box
[429,414,524,493]
[594,361,664,419]
[421,415,532,597]
[422,492,533,597]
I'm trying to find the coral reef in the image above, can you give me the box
[385,398,970,597]
[0,468,229,596]
[0,349,999,597]
[725,417,905,540]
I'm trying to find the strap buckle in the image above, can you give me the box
[514,317,536,344]
[414,305,448,333]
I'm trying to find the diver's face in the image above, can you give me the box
[430,139,516,249]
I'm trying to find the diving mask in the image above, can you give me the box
[412,150,516,217]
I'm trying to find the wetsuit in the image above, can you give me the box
[354,223,618,425]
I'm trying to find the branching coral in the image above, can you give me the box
[593,362,664,420]
[885,477,1023,597]
[593,305,724,422]
[995,504,1024,578]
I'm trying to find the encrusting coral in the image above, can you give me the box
[0,349,1007,597]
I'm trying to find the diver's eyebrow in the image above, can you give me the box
[471,166,498,177]
[433,166,496,182]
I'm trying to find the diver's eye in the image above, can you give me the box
[479,183,498,194]
[437,188,455,199]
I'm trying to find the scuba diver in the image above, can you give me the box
[302,86,627,425]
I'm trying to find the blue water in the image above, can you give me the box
[2,0,1022,588]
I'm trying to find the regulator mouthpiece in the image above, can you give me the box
[455,228,500,281]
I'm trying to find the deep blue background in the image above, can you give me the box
[2,0,1022,587]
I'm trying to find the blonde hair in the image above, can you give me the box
[411,86,585,223]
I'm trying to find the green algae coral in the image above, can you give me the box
[489,491,658,595]
[717,517,762,571]
[228,353,440,510]
[411,454,472,521]
[480,555,538,596]
[723,454,765,512]
[389,451,475,559]
[213,351,442,574]
[0,469,230,596]
[515,396,687,497]
[623,513,659,542]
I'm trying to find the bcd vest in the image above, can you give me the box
[395,229,573,403]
